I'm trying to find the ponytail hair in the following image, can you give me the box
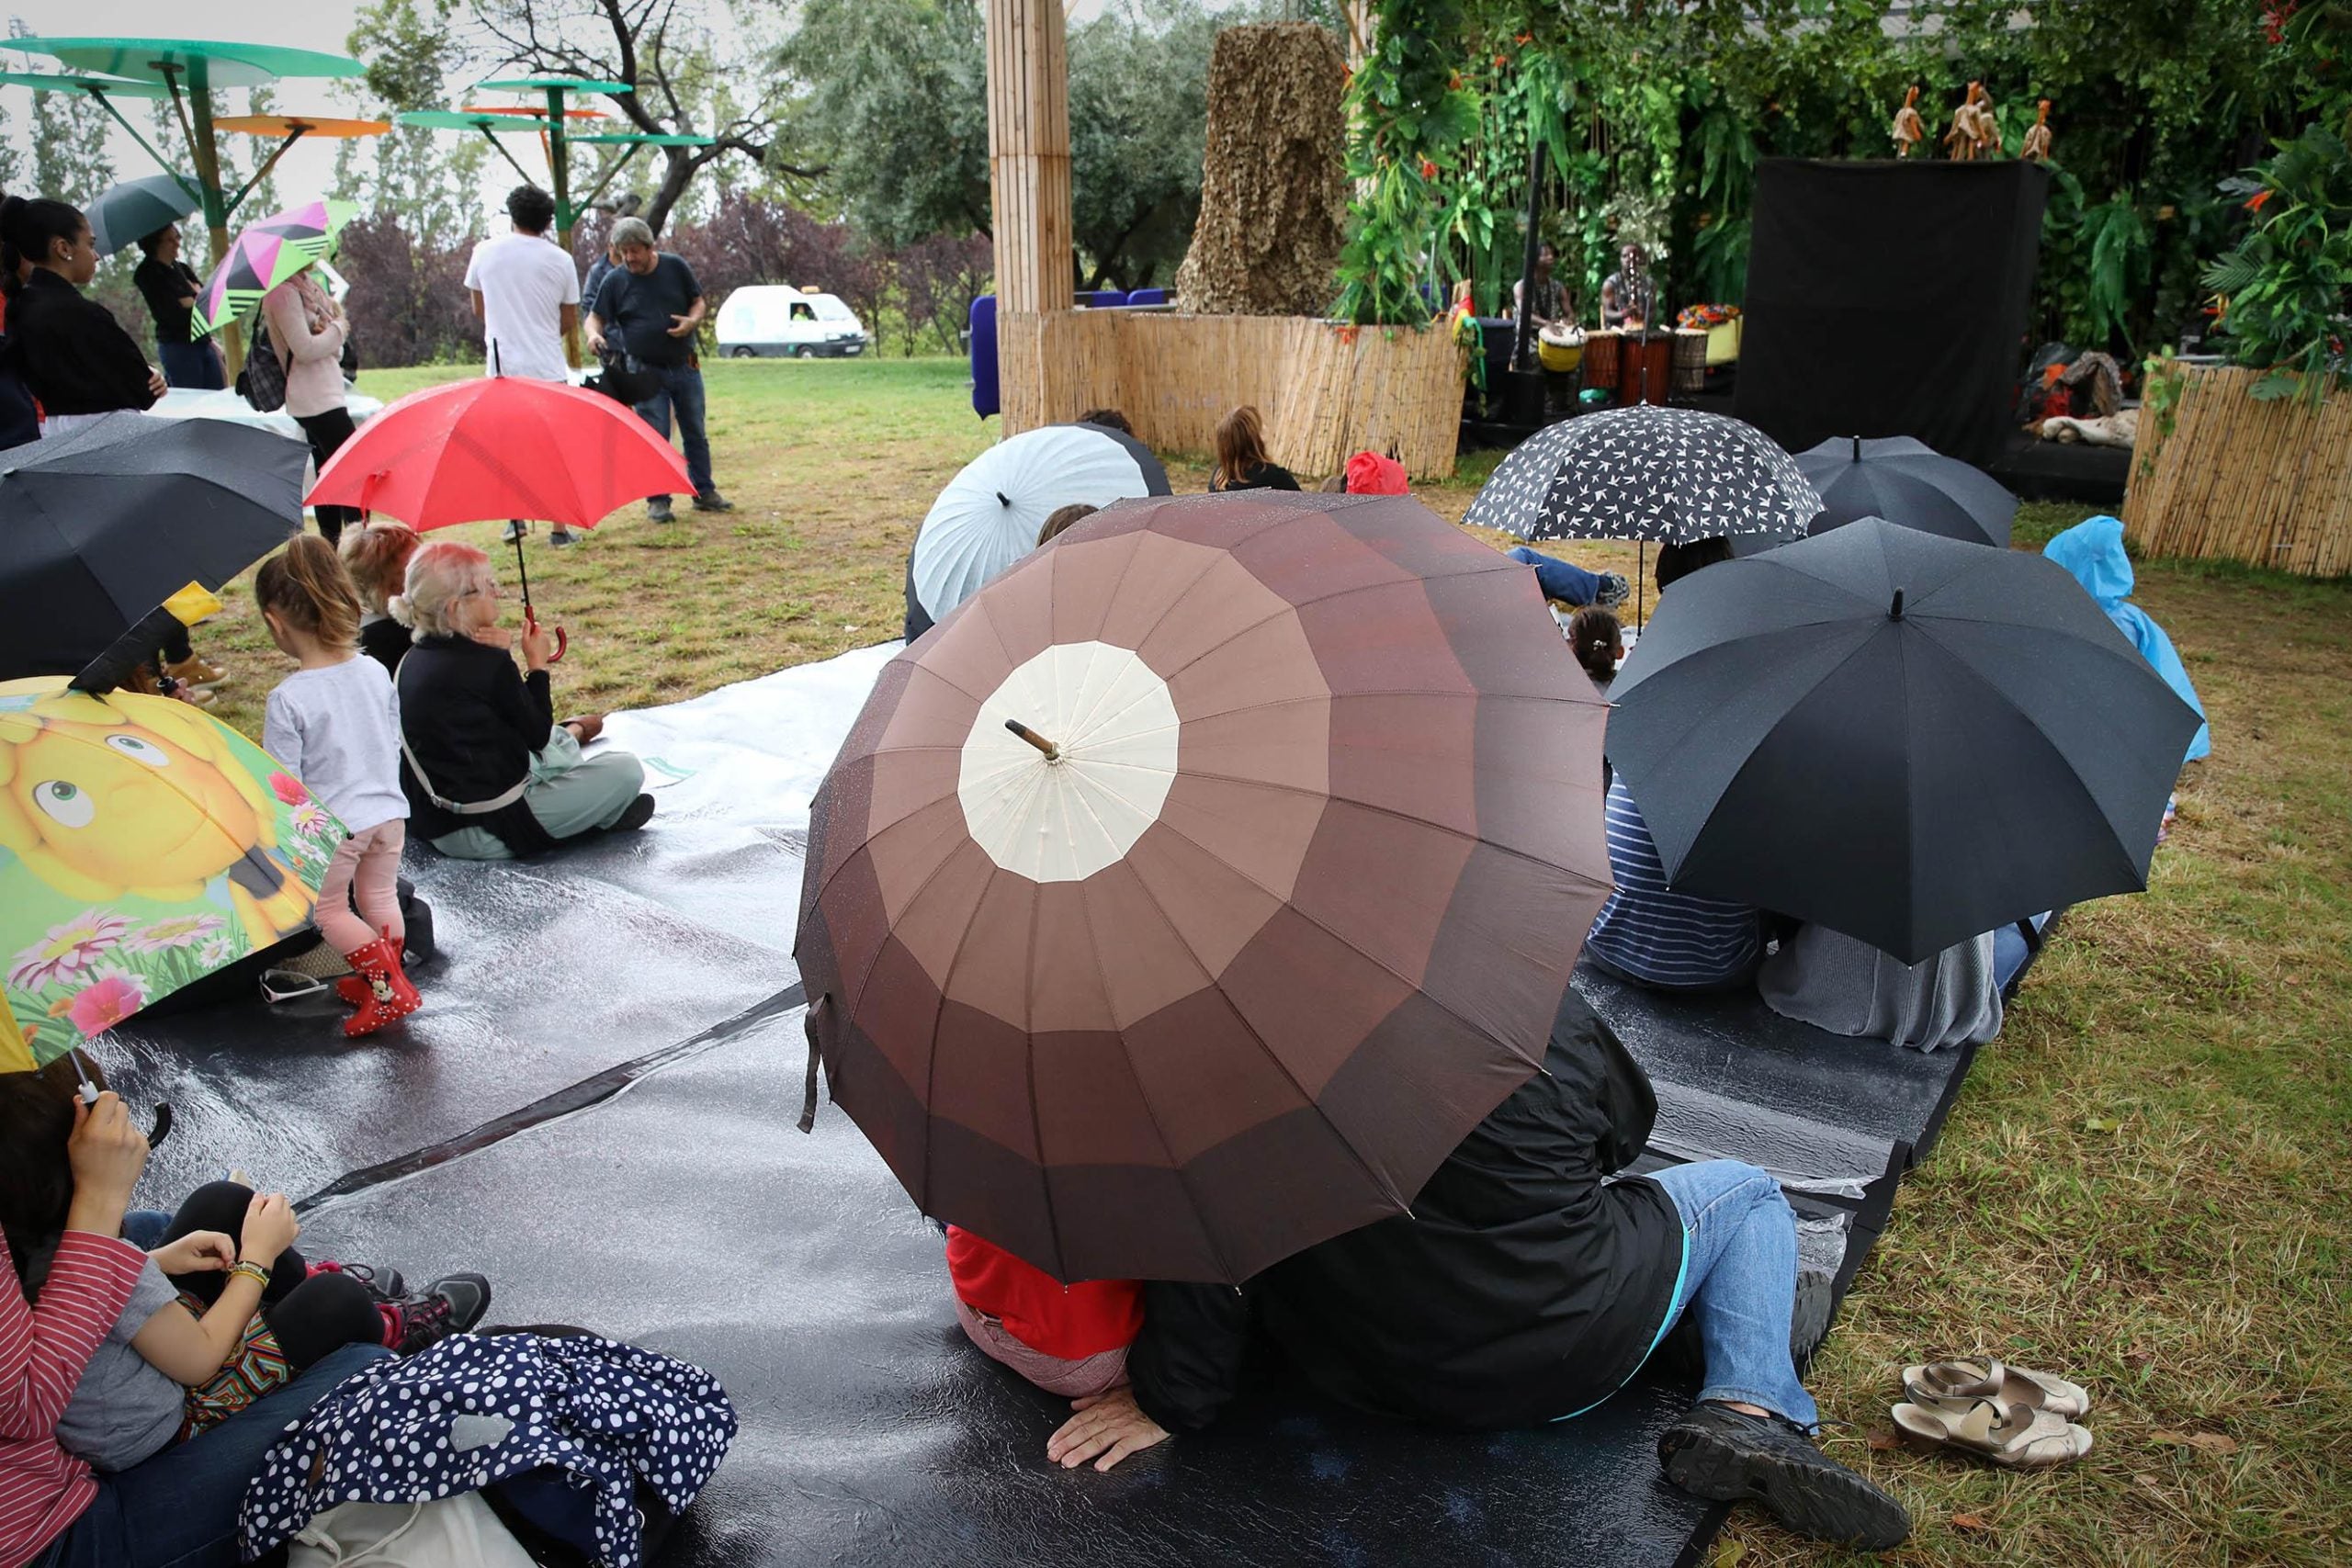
[0,195,85,288]
[254,535,364,651]
[1566,605,1622,685]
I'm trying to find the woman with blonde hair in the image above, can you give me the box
[339,523,423,677]
[389,541,651,860]
[1207,405,1298,493]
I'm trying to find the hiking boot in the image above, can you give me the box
[502,520,530,543]
[692,489,736,513]
[310,1258,407,1302]
[1658,1403,1910,1551]
[548,525,577,547]
[387,1273,493,1354]
[647,496,674,524]
[1594,571,1632,609]
[165,654,230,687]
[610,793,656,833]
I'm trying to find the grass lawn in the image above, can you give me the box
[191,358,2348,1566]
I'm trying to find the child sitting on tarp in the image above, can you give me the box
[2043,515,2211,762]
[945,1227,1140,1399]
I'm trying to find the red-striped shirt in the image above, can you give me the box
[1,1231,146,1568]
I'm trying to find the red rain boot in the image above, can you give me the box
[342,936,421,1037]
[335,934,403,1007]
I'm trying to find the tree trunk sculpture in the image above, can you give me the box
[1174,24,1348,318]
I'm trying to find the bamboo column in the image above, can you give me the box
[986,0,1073,319]
[987,0,1072,431]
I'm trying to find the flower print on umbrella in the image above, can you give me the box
[270,772,311,807]
[66,968,148,1036]
[198,935,237,968]
[126,913,228,953]
[289,799,334,837]
[9,910,132,992]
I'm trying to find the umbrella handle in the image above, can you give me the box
[549,625,568,664]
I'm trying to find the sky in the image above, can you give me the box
[2,0,1154,221]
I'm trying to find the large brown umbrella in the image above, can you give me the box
[796,491,1612,1284]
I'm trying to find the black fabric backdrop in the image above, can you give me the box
[1734,159,2049,468]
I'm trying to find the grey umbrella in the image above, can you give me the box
[1605,518,2200,963]
[85,174,202,257]
[1736,435,2018,557]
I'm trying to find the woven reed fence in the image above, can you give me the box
[2123,367,2352,578]
[997,310,1467,479]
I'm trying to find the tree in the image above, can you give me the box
[467,0,821,233]
[780,0,1221,289]
[1067,0,1220,288]
[776,0,992,245]
[341,0,492,242]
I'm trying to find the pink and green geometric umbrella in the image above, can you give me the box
[194,197,357,337]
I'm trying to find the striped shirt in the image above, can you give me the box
[2,1231,146,1568]
[1584,776,1762,989]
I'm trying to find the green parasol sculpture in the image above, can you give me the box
[6,37,366,372]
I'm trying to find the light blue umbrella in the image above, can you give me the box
[85,174,201,257]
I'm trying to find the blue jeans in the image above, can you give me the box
[1507,546,1604,605]
[34,1341,390,1568]
[1645,1159,1819,1430]
[157,341,223,390]
[631,360,713,499]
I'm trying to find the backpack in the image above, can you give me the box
[236,317,288,412]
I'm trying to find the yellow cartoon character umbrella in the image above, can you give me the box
[0,678,345,1072]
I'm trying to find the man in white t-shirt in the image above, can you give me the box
[466,184,584,543]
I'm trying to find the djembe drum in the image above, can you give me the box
[1581,329,1621,393]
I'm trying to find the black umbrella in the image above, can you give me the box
[1736,435,2017,557]
[0,412,306,680]
[1464,404,1820,617]
[1606,518,2201,963]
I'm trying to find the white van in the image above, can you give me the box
[715,285,870,358]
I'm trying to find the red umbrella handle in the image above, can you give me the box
[549,625,568,664]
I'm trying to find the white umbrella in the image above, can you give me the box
[910,423,1169,625]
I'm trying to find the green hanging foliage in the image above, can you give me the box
[2202,123,2352,405]
[1338,0,2343,354]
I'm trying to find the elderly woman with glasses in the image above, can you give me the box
[387,541,653,860]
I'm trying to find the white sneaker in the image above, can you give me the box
[502,520,530,543]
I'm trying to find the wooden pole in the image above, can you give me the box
[986,0,1073,330]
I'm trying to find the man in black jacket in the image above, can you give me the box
[1045,987,1910,1551]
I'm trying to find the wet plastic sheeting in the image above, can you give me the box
[96,857,794,1203]
[303,1017,1728,1568]
[1575,964,1980,1168]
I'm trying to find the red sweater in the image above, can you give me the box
[944,1228,1143,1359]
[1,1231,146,1568]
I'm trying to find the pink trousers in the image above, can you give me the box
[952,1296,1131,1399]
[316,820,406,954]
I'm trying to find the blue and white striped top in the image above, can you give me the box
[1584,776,1761,989]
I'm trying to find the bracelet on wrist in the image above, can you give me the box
[229,1259,271,1290]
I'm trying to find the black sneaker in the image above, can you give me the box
[548,526,577,547]
[1658,1403,1910,1551]
[389,1273,493,1354]
[691,490,736,513]
[312,1259,407,1302]
[1595,571,1632,608]
[501,520,530,544]
[647,496,674,524]
[610,793,656,833]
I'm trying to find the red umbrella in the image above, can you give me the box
[309,376,688,656]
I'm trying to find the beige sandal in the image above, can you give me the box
[1891,1398,2092,1468]
[1904,1359,2091,1419]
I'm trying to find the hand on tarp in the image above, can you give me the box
[1046,1387,1169,1472]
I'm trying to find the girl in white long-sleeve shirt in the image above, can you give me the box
[260,265,360,545]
